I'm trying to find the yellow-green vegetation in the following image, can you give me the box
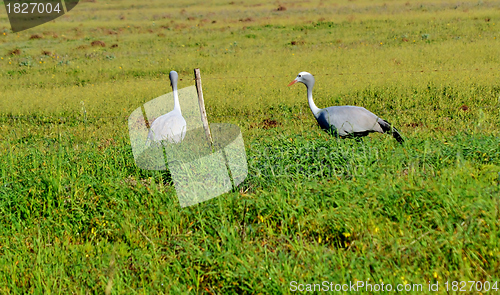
[1,0,499,293]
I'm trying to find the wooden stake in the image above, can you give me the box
[194,69,235,190]
[194,68,213,146]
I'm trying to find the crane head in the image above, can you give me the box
[169,71,179,88]
[288,72,315,88]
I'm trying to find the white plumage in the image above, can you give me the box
[147,71,187,144]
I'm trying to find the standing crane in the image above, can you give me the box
[147,71,187,145]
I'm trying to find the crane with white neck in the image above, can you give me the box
[288,72,404,143]
[147,71,187,144]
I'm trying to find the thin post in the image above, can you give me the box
[194,68,235,190]
[194,68,213,146]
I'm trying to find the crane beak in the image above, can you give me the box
[287,79,297,86]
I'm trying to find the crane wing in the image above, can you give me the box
[318,106,383,136]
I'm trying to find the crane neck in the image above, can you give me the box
[173,88,181,112]
[306,82,321,118]
[170,75,181,113]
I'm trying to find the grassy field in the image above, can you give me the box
[1,0,500,293]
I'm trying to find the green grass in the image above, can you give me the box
[1,0,500,293]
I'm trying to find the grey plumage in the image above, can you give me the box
[288,72,403,143]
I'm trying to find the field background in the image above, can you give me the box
[1,0,500,293]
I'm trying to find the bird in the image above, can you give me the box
[288,72,404,143]
[146,71,187,145]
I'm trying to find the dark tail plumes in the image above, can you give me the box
[377,119,404,144]
[390,127,404,143]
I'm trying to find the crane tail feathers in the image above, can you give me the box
[391,128,404,143]
[378,119,404,144]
